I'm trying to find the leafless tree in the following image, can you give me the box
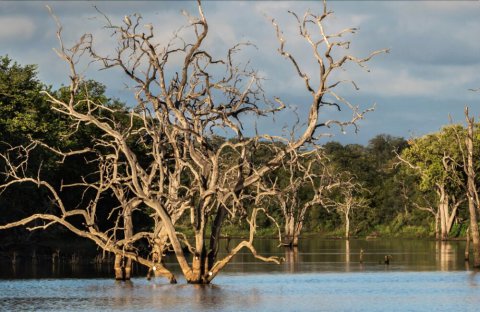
[0,0,385,283]
[452,107,480,267]
[262,148,339,247]
[323,172,369,239]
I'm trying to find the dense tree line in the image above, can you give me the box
[2,0,480,279]
[0,56,144,258]
[1,0,396,284]
[1,0,479,284]
[1,55,476,253]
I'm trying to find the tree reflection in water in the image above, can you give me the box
[284,247,299,273]
[436,241,457,271]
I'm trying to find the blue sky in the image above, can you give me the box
[1,0,479,145]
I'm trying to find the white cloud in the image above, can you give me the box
[361,68,443,97]
[1,0,479,145]
[0,16,35,41]
[347,62,480,100]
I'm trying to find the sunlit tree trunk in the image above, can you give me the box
[284,213,296,246]
[114,203,134,280]
[465,109,480,267]
[436,185,460,241]
[438,185,448,240]
[345,210,350,240]
[435,210,440,240]
[293,222,302,247]
[283,213,303,247]
[191,230,207,284]
[114,254,131,280]
[123,206,133,280]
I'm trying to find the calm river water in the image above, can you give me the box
[1,239,479,311]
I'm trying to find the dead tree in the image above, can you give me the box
[263,148,339,247]
[456,107,480,267]
[0,142,176,281]
[323,172,369,239]
[0,0,385,283]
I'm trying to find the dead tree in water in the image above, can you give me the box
[0,0,385,283]
[456,107,480,267]
[323,173,369,239]
[263,148,339,247]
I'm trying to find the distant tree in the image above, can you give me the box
[323,172,370,239]
[366,135,410,227]
[262,148,339,247]
[322,135,416,236]
[398,126,466,240]
[0,56,65,248]
[367,134,408,168]
[0,56,52,145]
[453,107,480,267]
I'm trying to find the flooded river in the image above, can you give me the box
[1,239,479,311]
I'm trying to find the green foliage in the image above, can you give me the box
[0,56,140,249]
[448,222,469,238]
[0,56,51,144]
[321,135,411,234]
[1,56,475,246]
[400,125,465,191]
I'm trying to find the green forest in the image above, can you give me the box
[1,0,480,283]
[0,55,476,251]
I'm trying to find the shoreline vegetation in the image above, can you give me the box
[1,0,479,281]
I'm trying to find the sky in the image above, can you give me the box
[1,0,479,145]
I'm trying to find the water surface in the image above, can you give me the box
[1,239,478,311]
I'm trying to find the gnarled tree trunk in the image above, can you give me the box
[284,214,297,247]
[114,254,131,281]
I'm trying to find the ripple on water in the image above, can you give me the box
[0,272,479,312]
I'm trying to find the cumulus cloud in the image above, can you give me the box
[0,16,35,41]
[1,1,479,144]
